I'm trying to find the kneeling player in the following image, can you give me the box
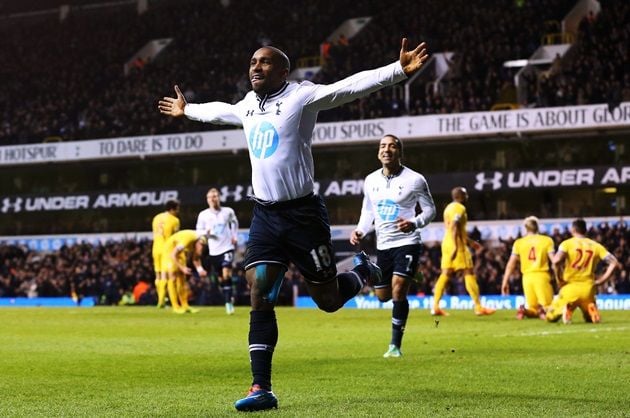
[546,219,620,324]
[501,216,554,320]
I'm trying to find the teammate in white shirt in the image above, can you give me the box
[158,38,429,412]
[351,134,436,358]
[196,188,239,315]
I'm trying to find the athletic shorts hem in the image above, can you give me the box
[244,260,289,271]
[301,274,337,286]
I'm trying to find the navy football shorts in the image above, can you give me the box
[375,244,422,289]
[204,250,234,279]
[244,193,337,285]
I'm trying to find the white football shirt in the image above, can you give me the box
[355,166,436,250]
[184,61,407,202]
[196,206,238,256]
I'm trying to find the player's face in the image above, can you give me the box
[377,136,401,166]
[249,48,287,95]
[207,191,220,209]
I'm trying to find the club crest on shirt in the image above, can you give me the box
[376,199,400,221]
[248,121,279,159]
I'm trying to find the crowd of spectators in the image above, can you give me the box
[1,222,628,306]
[313,0,576,121]
[527,0,630,109]
[0,0,362,144]
[2,0,628,145]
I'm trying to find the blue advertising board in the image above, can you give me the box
[0,297,95,307]
[296,295,630,310]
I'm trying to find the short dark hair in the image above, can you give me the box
[572,218,587,234]
[383,134,403,158]
[266,46,291,72]
[165,199,180,211]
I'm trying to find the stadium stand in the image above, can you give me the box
[535,0,630,109]
[0,0,628,308]
[1,222,628,305]
[1,0,628,144]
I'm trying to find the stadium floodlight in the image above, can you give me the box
[503,59,528,68]
[504,58,555,68]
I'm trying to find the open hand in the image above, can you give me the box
[399,38,429,77]
[158,85,187,117]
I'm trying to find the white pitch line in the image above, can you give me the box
[495,325,630,337]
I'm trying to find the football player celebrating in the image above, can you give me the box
[159,38,429,411]
[350,134,435,358]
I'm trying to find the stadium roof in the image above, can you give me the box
[0,0,132,15]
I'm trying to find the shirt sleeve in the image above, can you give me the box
[184,102,243,126]
[230,209,239,239]
[195,212,206,234]
[558,240,568,254]
[511,240,520,256]
[355,183,376,235]
[453,204,465,222]
[545,236,554,256]
[411,174,436,228]
[596,242,610,261]
[303,61,407,111]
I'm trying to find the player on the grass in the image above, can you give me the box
[159,38,429,412]
[151,199,180,308]
[196,188,239,315]
[545,219,621,324]
[501,216,554,320]
[350,134,435,358]
[432,187,495,316]
[162,229,207,314]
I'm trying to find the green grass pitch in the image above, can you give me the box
[0,307,628,417]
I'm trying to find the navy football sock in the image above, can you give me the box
[249,310,278,391]
[222,285,232,304]
[391,300,409,348]
[337,271,364,304]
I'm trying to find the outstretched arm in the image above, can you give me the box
[304,38,429,111]
[399,38,429,77]
[158,85,242,125]
[158,85,187,117]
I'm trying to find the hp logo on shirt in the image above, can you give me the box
[376,199,400,221]
[212,224,225,236]
[249,122,279,159]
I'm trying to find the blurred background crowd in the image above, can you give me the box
[1,222,628,306]
[1,0,628,144]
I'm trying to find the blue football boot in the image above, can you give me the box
[352,251,383,287]
[234,385,278,412]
